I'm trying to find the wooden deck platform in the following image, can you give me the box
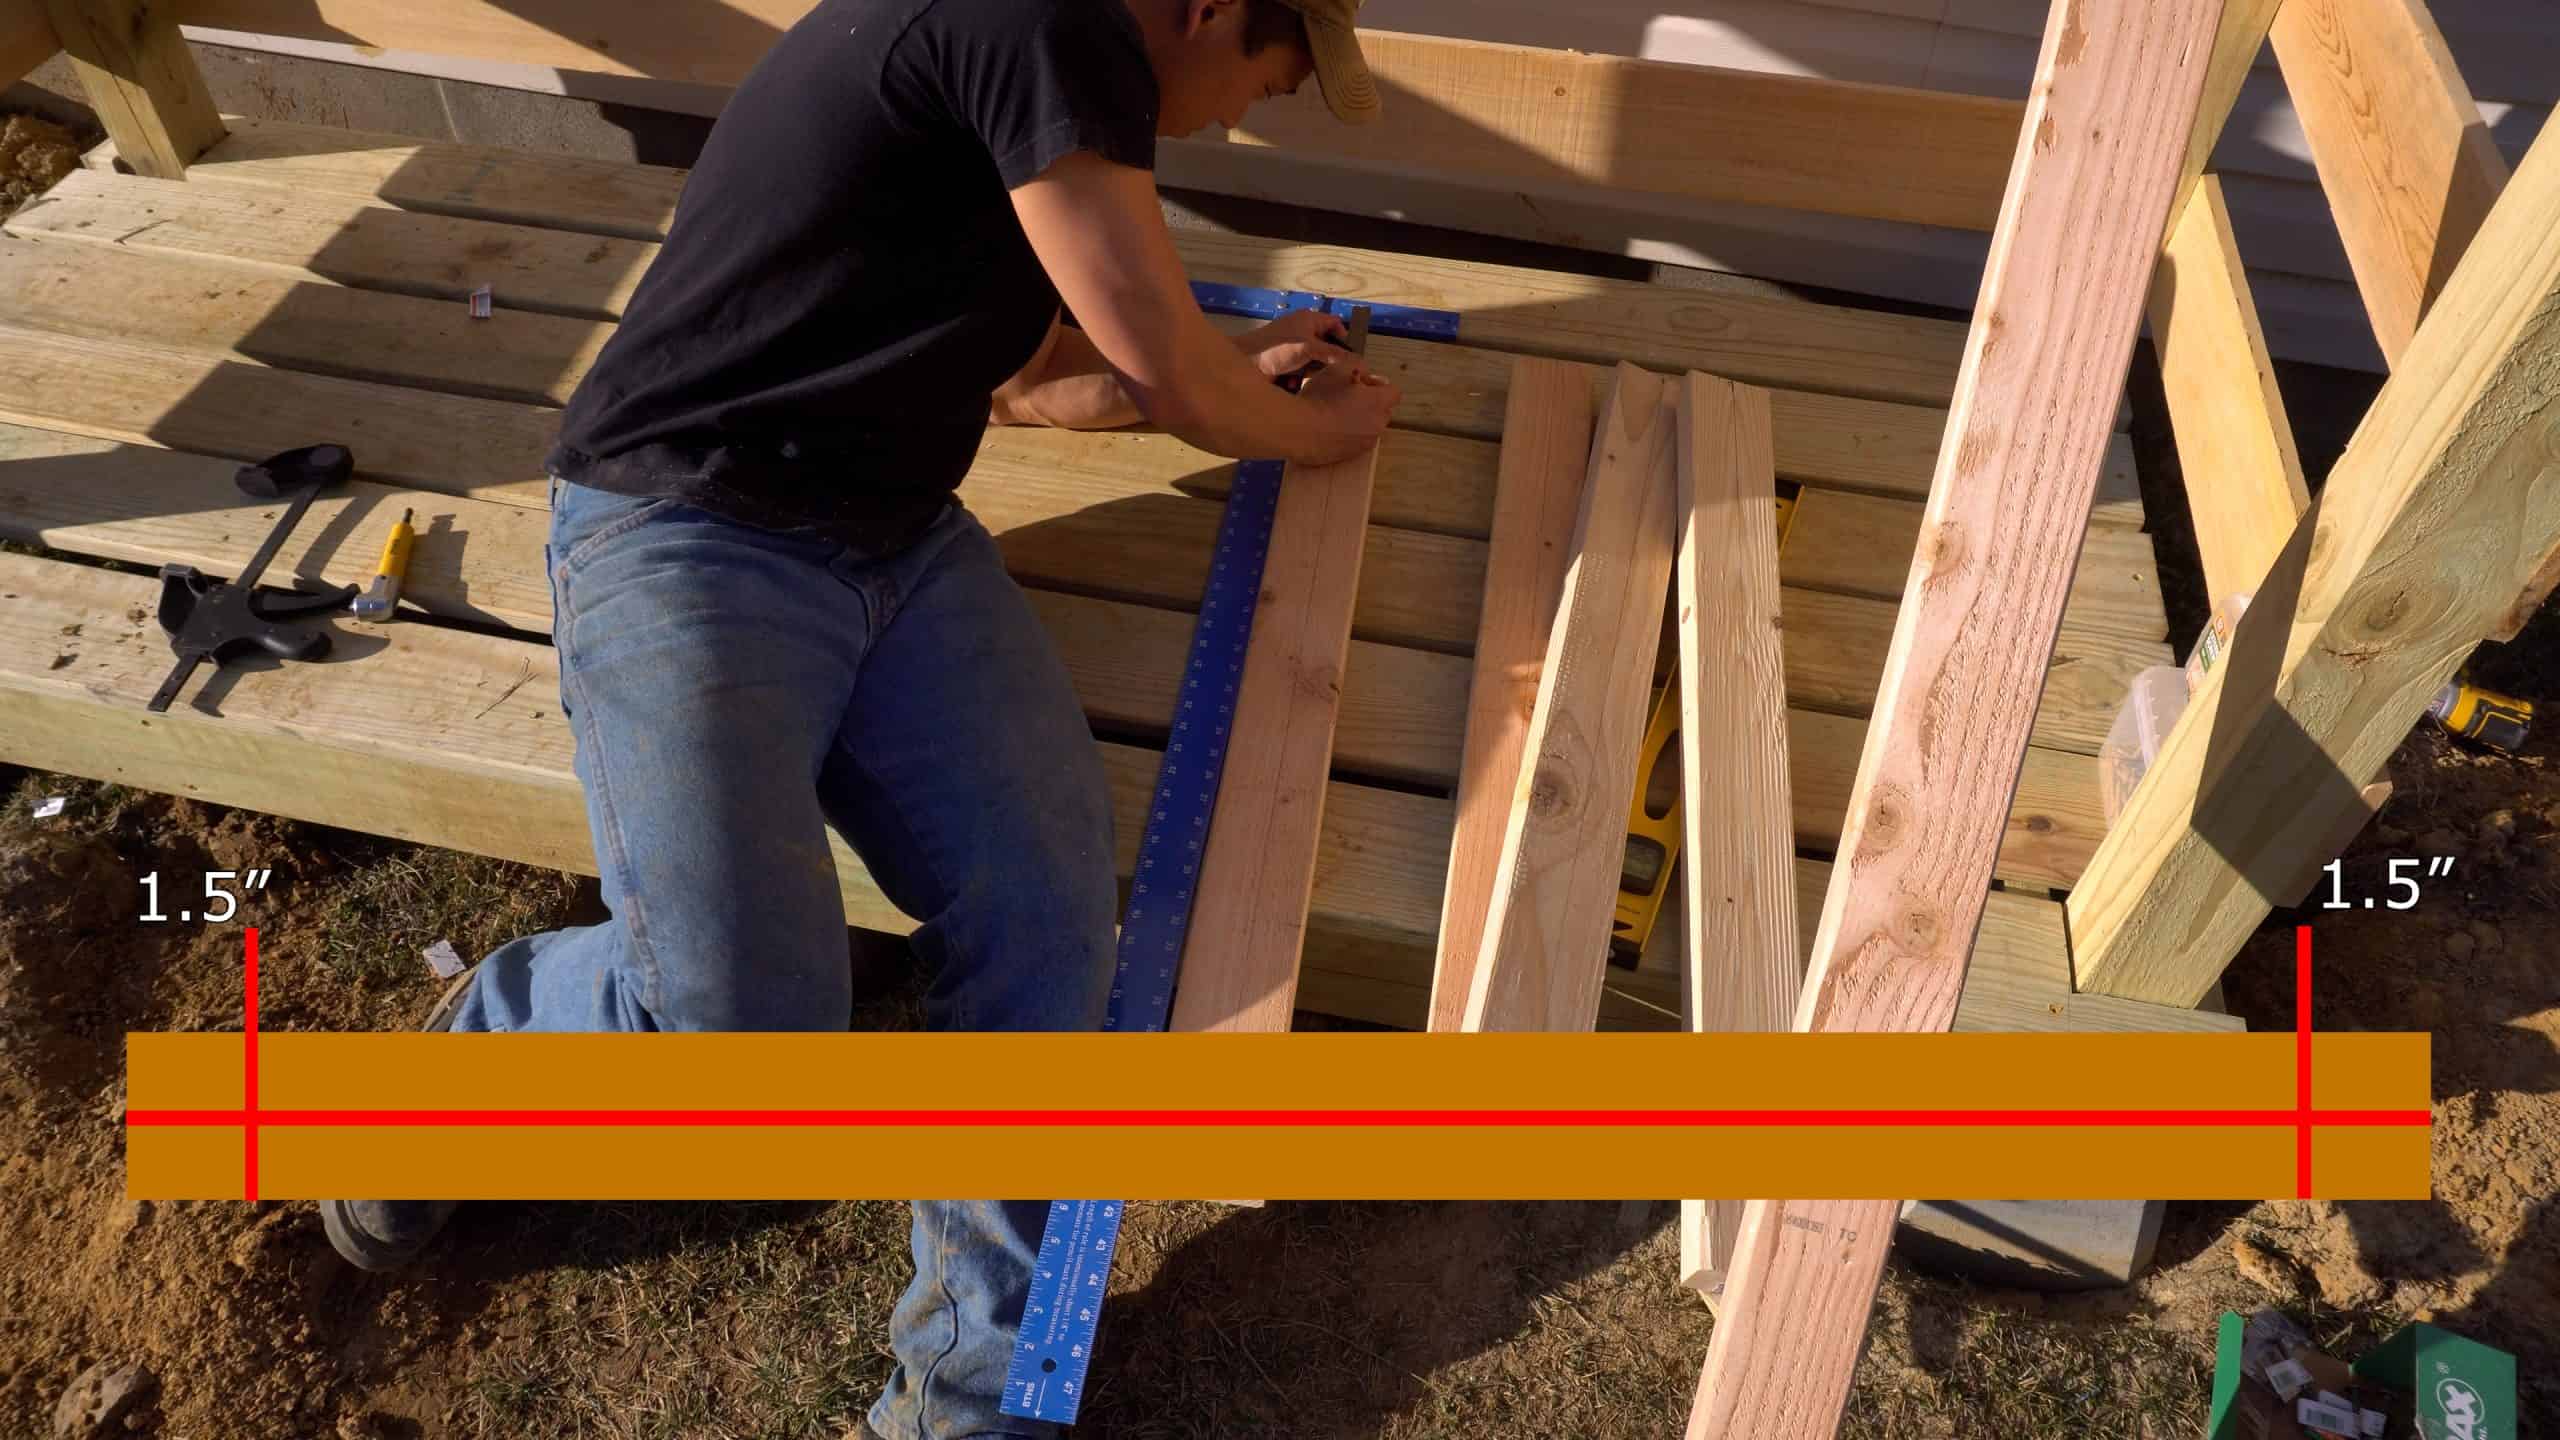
[0,117,2228,1037]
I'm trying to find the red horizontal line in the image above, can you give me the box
[124,1107,2433,1129]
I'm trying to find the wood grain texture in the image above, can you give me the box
[2271,0,2512,363]
[122,117,1971,408]
[42,0,222,178]
[1169,441,1382,1032]
[2151,176,2313,607]
[1232,29,2020,231]
[1690,0,2224,1432]
[0,525,2228,1040]
[1672,372,1800,1308]
[2072,123,2560,1006]
[176,0,800,84]
[1430,360,1594,1031]
[6,170,2149,527]
[0,418,2125,894]
[2175,0,2287,227]
[1463,366,1679,1033]
[0,305,2161,749]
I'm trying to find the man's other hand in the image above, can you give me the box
[1235,309,1356,381]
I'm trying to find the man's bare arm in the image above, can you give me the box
[991,316,1145,430]
[1009,151,1397,464]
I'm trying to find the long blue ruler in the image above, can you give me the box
[1002,283,1455,1427]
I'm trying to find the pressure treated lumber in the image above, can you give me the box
[2,0,56,90]
[2072,123,2560,1007]
[1169,438,1381,1032]
[1232,30,2018,232]
[0,319,2160,750]
[0,543,2227,1039]
[41,0,222,179]
[1672,372,1799,1308]
[1689,1,2224,1434]
[18,162,2146,520]
[2270,0,2511,364]
[1463,366,1678,1033]
[2175,0,2286,228]
[105,116,1973,407]
[2151,177,2312,608]
[0,419,2126,895]
[1430,360,1593,1032]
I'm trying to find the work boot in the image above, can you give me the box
[318,963,477,1272]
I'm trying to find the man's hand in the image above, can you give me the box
[1234,310,1358,382]
[1296,359,1402,466]
[1009,152,1399,465]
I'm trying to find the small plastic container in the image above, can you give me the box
[2100,666,2193,822]
[2186,591,2253,693]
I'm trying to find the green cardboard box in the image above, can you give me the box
[2207,1315,2516,1440]
[2354,1322,2517,1440]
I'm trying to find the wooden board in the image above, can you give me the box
[0,229,2135,596]
[1169,438,1381,1032]
[1672,372,1800,1308]
[1232,30,2019,232]
[2176,0,2287,226]
[2,0,55,91]
[2151,177,2311,608]
[14,164,2144,525]
[113,116,1974,408]
[0,423,2120,890]
[2071,122,2560,1007]
[1689,0,2223,1433]
[0,316,2160,750]
[1463,366,1678,1033]
[41,0,222,179]
[0,544,2231,1040]
[2270,0,2512,364]
[1430,359,1592,1032]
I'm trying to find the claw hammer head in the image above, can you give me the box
[235,444,354,500]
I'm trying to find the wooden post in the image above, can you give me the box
[3,0,61,90]
[41,0,224,179]
[2071,122,2560,1008]
[1671,371,1798,1309]
[1462,365,1679,1033]
[2151,176,2312,609]
[1685,0,2226,1432]
[1429,360,1595,1031]
[1168,442,1380,1032]
[2270,0,2509,365]
[2172,0,2285,232]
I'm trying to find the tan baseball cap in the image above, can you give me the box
[1271,0,1380,125]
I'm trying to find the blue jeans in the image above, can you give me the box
[456,480,1117,1440]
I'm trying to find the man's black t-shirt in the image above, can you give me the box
[549,0,1160,551]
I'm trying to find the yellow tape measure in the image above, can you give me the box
[1610,484,1799,967]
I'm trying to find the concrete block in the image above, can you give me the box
[1894,1198,2164,1290]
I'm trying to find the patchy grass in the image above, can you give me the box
[297,839,581,989]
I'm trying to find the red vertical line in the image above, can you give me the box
[244,927,260,1204]
[2296,925,2313,1199]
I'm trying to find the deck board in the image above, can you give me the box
[0,422,2113,890]
[4,122,2203,1030]
[6,178,2143,526]
[0,315,2162,748]
[102,116,1970,405]
[0,546,2226,1035]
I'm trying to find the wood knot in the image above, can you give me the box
[1894,898,1945,953]
[2022,813,2053,834]
[1526,765,1575,820]
[1856,783,1913,861]
[1918,521,1968,589]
